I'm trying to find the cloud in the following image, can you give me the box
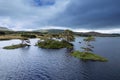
[0,0,70,29]
[0,0,120,32]
[50,0,120,29]
[73,28,120,33]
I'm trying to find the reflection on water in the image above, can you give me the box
[0,37,120,80]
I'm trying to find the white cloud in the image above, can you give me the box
[73,28,120,33]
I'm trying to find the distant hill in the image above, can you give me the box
[0,27,119,37]
[34,29,120,36]
[0,27,11,31]
[75,31,120,37]
[34,29,65,33]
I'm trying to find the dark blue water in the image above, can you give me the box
[0,37,120,80]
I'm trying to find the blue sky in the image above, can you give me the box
[0,0,120,33]
[32,0,55,6]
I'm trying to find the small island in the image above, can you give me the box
[36,30,74,49]
[3,37,31,49]
[72,51,107,62]
[3,44,30,49]
[72,36,108,62]
[36,39,73,49]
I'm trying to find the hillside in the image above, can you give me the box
[0,27,11,31]
[34,29,65,33]
[75,31,120,37]
[35,29,120,37]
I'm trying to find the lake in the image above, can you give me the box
[0,37,120,80]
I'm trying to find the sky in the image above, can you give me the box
[0,0,120,33]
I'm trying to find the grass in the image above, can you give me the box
[3,44,30,49]
[0,34,43,40]
[0,35,23,40]
[36,39,73,49]
[71,51,108,62]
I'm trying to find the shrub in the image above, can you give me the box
[37,39,73,49]
[0,31,5,35]
[21,34,36,38]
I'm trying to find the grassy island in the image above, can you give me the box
[72,51,108,62]
[36,30,75,49]
[36,40,73,49]
[3,44,30,49]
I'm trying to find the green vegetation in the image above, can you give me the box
[36,30,74,49]
[3,44,30,49]
[59,30,75,42]
[39,30,75,42]
[36,40,73,49]
[72,51,107,62]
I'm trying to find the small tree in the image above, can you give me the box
[61,30,75,42]
[40,34,53,41]
[21,34,31,45]
[21,34,36,38]
[0,31,5,35]
[81,36,95,53]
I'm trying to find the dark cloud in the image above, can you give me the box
[49,0,120,29]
